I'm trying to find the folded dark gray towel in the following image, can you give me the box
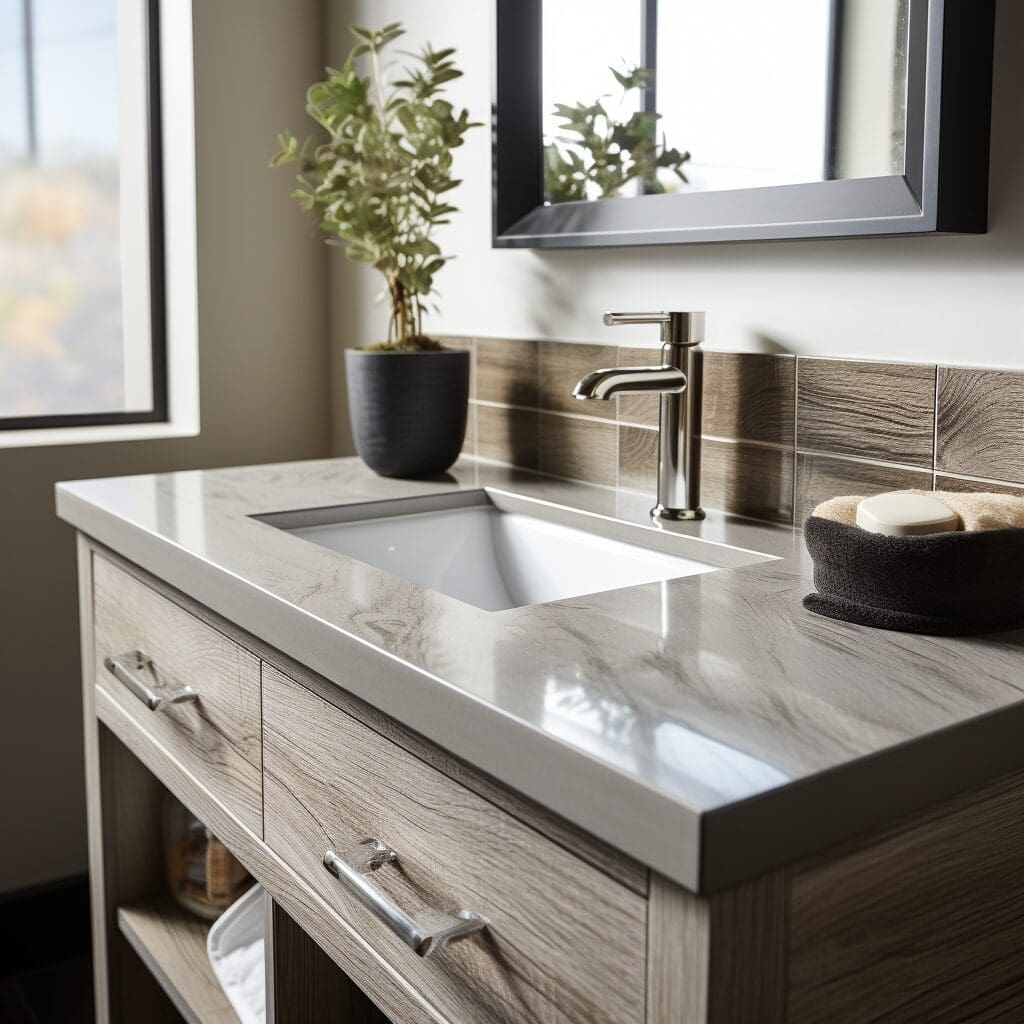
[803,515,1024,635]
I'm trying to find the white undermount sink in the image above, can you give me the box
[256,490,767,612]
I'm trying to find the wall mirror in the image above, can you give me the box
[493,0,995,248]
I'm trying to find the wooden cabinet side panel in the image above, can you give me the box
[271,901,393,1024]
[789,768,1024,1024]
[79,537,108,1022]
[647,872,711,1023]
[707,870,789,1023]
[646,871,789,1024]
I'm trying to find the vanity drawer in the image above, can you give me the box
[262,666,647,1024]
[92,556,263,834]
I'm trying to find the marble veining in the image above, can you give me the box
[56,457,1024,892]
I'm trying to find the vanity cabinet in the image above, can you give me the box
[78,536,1024,1023]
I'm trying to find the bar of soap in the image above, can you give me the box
[856,492,959,536]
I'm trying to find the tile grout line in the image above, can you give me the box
[935,470,1024,490]
[473,398,616,428]
[471,338,479,457]
[794,446,934,475]
[468,454,623,494]
[493,397,796,453]
[472,336,1024,377]
[793,357,800,527]
[614,410,621,492]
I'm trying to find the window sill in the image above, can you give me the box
[0,420,200,451]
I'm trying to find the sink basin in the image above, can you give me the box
[256,490,766,612]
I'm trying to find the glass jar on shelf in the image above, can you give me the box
[162,792,252,920]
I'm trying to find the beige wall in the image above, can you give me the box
[0,0,331,894]
[329,0,1021,371]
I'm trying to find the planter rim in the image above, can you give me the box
[345,347,469,356]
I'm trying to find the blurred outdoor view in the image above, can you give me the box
[0,0,124,420]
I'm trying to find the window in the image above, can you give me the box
[0,0,166,430]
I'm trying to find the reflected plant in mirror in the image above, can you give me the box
[544,65,691,204]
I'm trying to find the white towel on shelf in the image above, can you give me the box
[207,883,266,1024]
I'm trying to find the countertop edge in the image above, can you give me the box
[700,696,1024,892]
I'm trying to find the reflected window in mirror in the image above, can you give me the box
[540,0,911,205]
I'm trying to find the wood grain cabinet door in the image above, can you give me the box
[93,556,263,834]
[261,665,647,1024]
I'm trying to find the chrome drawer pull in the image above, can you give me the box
[104,650,199,713]
[323,840,486,959]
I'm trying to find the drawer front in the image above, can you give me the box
[93,556,263,834]
[262,666,646,1024]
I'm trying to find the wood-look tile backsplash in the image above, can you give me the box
[444,336,1024,527]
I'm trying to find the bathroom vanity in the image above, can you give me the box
[58,458,1024,1023]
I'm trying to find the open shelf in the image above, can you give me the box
[118,898,241,1024]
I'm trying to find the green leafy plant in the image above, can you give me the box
[271,23,479,350]
[544,65,691,204]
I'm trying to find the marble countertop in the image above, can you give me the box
[57,457,1024,892]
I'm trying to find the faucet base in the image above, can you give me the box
[651,504,706,522]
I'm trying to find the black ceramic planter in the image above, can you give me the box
[344,348,470,478]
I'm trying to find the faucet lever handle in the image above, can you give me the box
[603,312,671,326]
[603,311,705,345]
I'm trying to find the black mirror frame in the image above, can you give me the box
[492,0,995,249]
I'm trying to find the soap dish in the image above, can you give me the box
[803,516,1024,636]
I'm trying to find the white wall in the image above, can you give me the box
[329,0,1022,382]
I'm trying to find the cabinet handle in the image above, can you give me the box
[104,650,199,713]
[323,840,486,958]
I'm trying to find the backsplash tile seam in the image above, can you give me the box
[470,336,1024,375]
[472,399,613,428]
[796,352,937,371]
[935,471,1024,490]
[793,446,938,476]
[616,419,795,453]
[791,356,800,526]
[616,418,659,432]
[536,407,617,427]
[614,417,621,492]
[467,454,621,494]
[704,433,793,453]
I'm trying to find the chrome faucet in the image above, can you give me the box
[573,311,705,522]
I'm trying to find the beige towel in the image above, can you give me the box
[812,489,1024,532]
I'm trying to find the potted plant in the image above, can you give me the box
[272,23,479,477]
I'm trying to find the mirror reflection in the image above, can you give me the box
[542,0,910,204]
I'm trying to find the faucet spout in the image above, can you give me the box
[572,364,686,402]
[571,310,706,522]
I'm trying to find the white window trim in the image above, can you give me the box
[0,0,199,450]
